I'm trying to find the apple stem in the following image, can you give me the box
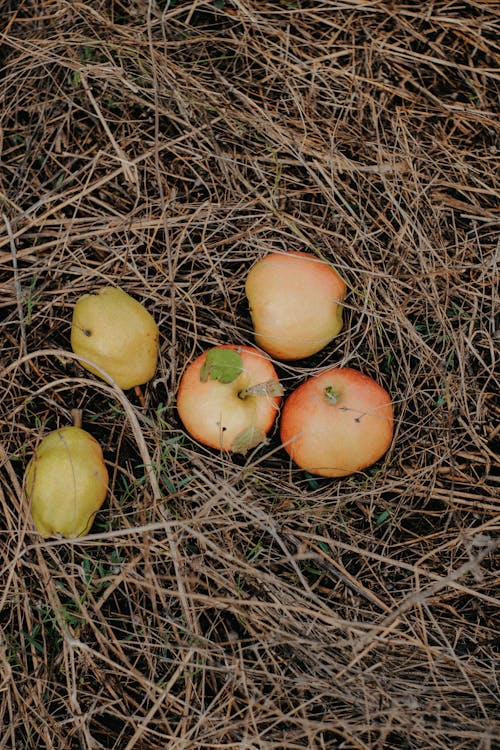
[324,386,340,405]
[134,385,146,406]
[71,408,83,428]
[238,380,284,400]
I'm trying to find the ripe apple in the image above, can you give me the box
[280,367,393,477]
[245,251,347,360]
[71,286,159,390]
[177,345,283,453]
[24,426,109,538]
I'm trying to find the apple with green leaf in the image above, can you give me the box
[245,251,347,360]
[280,367,393,477]
[177,345,283,454]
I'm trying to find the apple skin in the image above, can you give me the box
[71,287,159,390]
[280,367,393,478]
[177,345,282,452]
[245,251,347,360]
[24,426,109,538]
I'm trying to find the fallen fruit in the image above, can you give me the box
[24,426,109,538]
[280,367,393,477]
[177,344,283,453]
[245,251,347,360]
[71,286,159,390]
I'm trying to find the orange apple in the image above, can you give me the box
[245,251,347,360]
[177,345,283,453]
[280,367,393,477]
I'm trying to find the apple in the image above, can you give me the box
[245,251,347,360]
[177,345,283,453]
[24,426,109,538]
[71,286,159,390]
[280,367,393,477]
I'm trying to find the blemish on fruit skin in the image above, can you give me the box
[83,328,92,337]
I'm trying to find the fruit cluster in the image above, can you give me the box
[178,251,393,478]
[24,251,393,539]
[24,286,159,539]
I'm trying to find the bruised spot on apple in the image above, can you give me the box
[177,345,283,454]
[24,426,109,538]
[71,287,159,390]
[245,251,347,360]
[280,367,393,477]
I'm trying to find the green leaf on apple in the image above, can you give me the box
[231,426,267,455]
[200,348,243,384]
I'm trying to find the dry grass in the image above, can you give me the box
[1,1,499,748]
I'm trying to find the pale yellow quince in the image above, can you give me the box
[71,287,158,389]
[25,426,109,538]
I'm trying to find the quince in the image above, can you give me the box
[71,287,158,390]
[24,426,109,538]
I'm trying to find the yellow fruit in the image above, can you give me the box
[24,426,109,538]
[71,287,159,390]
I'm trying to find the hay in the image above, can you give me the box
[1,1,498,748]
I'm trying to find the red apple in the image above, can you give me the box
[280,367,393,477]
[245,251,347,360]
[177,345,283,453]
